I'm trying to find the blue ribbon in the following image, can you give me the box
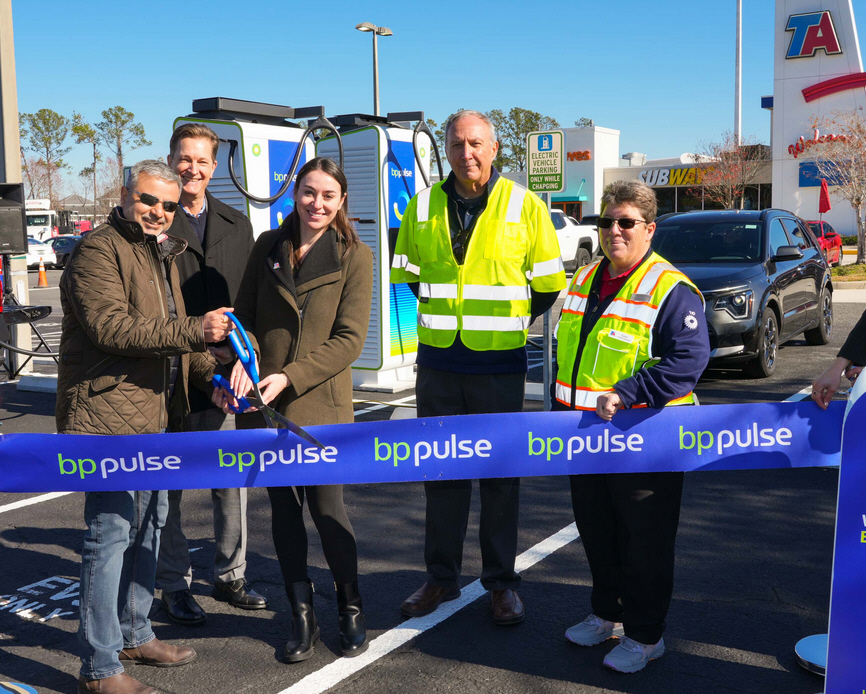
[0,401,843,493]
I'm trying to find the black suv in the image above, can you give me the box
[652,209,832,377]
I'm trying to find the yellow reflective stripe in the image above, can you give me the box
[416,187,432,223]
[463,284,531,301]
[505,185,527,223]
[462,315,531,332]
[563,293,587,314]
[419,282,458,299]
[635,261,679,296]
[532,256,564,278]
[602,298,659,328]
[419,313,458,330]
[572,260,602,290]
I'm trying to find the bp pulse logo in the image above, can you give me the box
[785,11,842,59]
[0,684,39,694]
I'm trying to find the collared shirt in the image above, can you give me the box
[183,195,208,245]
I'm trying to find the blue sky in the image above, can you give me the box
[10,0,866,180]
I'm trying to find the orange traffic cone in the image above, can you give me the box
[37,257,48,288]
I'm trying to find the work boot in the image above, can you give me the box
[335,580,368,657]
[77,672,159,693]
[119,637,196,667]
[284,581,319,663]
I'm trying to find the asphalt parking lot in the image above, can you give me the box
[0,268,860,694]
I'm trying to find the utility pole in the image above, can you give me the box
[735,0,742,146]
[0,0,33,373]
[0,0,22,184]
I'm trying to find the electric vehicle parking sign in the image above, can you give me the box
[527,130,565,193]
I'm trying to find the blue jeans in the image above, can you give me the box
[78,490,168,680]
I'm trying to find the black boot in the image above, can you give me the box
[336,580,368,657]
[284,581,319,663]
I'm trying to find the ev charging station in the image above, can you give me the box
[173,97,335,238]
[172,100,439,391]
[317,112,438,392]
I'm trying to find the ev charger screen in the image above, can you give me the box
[386,138,419,358]
[268,140,307,229]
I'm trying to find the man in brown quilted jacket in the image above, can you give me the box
[57,159,233,694]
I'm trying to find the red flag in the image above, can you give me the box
[819,178,832,213]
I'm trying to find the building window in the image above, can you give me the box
[656,188,675,216]
[759,184,772,210]
[553,201,583,220]
[678,188,702,212]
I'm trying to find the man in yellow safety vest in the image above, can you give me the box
[390,110,566,625]
[554,179,709,673]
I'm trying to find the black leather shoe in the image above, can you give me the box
[160,589,206,625]
[212,579,268,610]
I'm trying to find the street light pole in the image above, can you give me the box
[372,30,379,116]
[355,22,393,117]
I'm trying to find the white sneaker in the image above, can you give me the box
[564,614,625,646]
[603,636,665,673]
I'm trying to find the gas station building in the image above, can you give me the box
[507,0,865,236]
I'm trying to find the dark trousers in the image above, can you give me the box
[570,471,684,645]
[416,366,526,591]
[268,485,358,587]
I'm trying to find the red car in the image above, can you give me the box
[807,220,843,266]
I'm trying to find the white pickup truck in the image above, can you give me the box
[551,210,599,272]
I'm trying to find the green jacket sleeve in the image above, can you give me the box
[525,190,566,293]
[390,193,421,283]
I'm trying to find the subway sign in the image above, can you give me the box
[785,11,842,59]
[638,167,707,187]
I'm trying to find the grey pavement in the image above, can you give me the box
[0,268,861,694]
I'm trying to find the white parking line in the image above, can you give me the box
[276,523,581,694]
[353,394,417,417]
[785,386,813,402]
[0,492,73,515]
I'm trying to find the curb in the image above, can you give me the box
[17,374,58,393]
[832,280,866,290]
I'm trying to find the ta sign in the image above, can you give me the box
[527,130,565,194]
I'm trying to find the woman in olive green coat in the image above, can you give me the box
[216,157,373,662]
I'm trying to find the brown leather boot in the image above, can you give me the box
[120,637,196,667]
[77,672,159,693]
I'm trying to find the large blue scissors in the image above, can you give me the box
[213,312,326,451]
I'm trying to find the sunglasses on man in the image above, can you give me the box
[596,217,647,230]
[132,190,180,213]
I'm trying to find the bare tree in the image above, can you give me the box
[96,157,122,220]
[21,156,57,199]
[693,131,769,210]
[19,108,71,205]
[96,106,151,186]
[806,108,866,263]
